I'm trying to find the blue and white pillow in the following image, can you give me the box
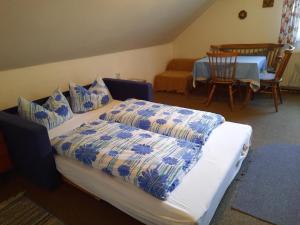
[43,89,73,120]
[69,78,112,113]
[18,89,73,130]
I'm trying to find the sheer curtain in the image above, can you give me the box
[297,20,300,41]
[279,0,300,88]
[278,0,300,44]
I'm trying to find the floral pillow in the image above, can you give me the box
[69,78,112,113]
[18,89,73,130]
[43,89,73,120]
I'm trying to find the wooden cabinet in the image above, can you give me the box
[0,131,13,173]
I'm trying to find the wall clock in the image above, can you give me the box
[238,10,247,20]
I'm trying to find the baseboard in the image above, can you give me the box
[281,86,300,93]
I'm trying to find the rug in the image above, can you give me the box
[0,192,65,225]
[232,144,300,225]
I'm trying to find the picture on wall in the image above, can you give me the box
[263,0,274,8]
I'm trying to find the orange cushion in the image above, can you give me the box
[154,71,192,94]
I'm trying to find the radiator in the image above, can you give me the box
[281,50,300,89]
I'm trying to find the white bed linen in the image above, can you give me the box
[51,107,252,225]
[48,100,121,139]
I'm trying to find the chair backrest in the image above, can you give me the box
[275,45,295,81]
[207,51,238,82]
[210,43,284,72]
[166,58,196,71]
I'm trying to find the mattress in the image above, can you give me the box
[50,104,252,225]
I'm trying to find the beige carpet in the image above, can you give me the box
[1,90,299,225]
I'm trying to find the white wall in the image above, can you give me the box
[0,44,173,110]
[0,0,213,70]
[173,0,283,58]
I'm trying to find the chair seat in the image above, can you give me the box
[156,70,192,78]
[259,73,275,81]
[154,70,192,94]
[195,76,208,81]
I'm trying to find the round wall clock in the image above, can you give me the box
[238,10,247,20]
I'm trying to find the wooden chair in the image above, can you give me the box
[245,45,295,112]
[206,51,239,110]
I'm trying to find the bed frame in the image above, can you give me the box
[0,78,153,189]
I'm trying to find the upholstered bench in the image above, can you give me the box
[154,58,195,95]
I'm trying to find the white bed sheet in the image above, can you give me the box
[48,100,121,139]
[51,105,252,225]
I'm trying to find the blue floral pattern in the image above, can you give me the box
[83,101,94,109]
[75,144,99,166]
[137,169,169,199]
[138,119,151,130]
[43,89,73,121]
[100,135,112,141]
[69,78,112,113]
[137,109,156,117]
[132,144,153,155]
[177,109,194,115]
[34,111,48,119]
[189,121,206,133]
[118,165,130,176]
[18,89,73,130]
[99,99,225,145]
[162,157,178,165]
[61,142,72,151]
[55,105,69,117]
[51,119,202,200]
[156,119,167,125]
[108,150,118,157]
[80,129,96,135]
[117,132,133,139]
[55,94,62,101]
[139,133,152,138]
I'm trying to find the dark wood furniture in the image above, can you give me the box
[206,51,239,111]
[210,43,284,73]
[244,45,295,112]
[0,131,13,173]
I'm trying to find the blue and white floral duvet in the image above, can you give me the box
[51,119,202,200]
[99,99,225,145]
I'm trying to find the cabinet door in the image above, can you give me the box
[0,131,13,173]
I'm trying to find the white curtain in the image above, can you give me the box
[278,0,300,88]
[278,0,300,44]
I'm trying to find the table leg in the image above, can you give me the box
[243,84,253,108]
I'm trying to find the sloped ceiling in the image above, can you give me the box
[0,0,215,70]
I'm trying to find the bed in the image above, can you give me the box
[49,100,252,225]
[0,78,252,225]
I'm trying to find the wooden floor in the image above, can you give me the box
[1,90,300,225]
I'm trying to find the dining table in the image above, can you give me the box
[193,56,267,91]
